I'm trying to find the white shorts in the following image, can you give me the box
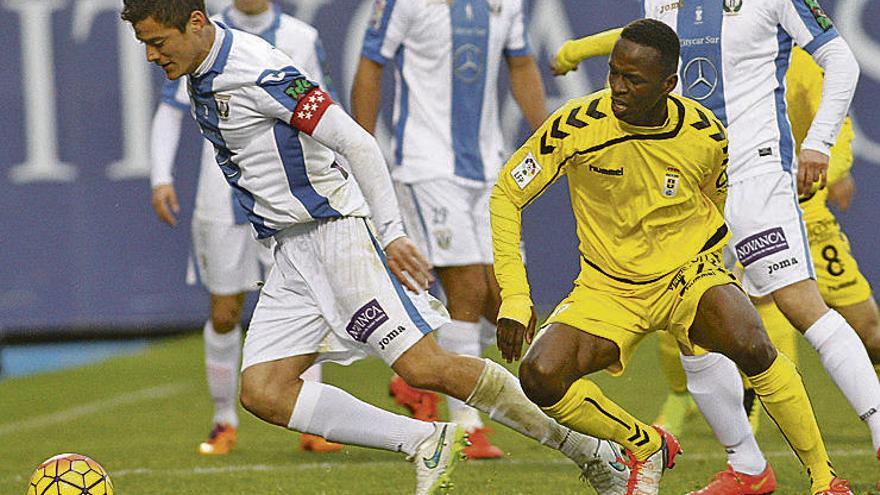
[724,171,814,297]
[396,179,493,267]
[241,217,450,371]
[187,218,273,296]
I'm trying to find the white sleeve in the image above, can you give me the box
[503,0,531,57]
[360,0,412,64]
[310,104,406,247]
[802,37,860,156]
[150,102,186,187]
[778,0,839,54]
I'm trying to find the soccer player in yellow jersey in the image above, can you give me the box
[492,19,852,495]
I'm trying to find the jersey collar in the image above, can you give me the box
[616,96,682,136]
[193,22,232,78]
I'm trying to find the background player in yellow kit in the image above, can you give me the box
[491,19,851,495]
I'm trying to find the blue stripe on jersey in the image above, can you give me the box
[407,185,434,260]
[450,0,489,181]
[231,189,248,224]
[802,27,839,55]
[503,0,532,57]
[774,27,795,173]
[190,28,276,238]
[677,0,728,126]
[161,80,189,110]
[257,66,311,112]
[394,48,409,166]
[790,0,831,38]
[361,0,399,64]
[364,220,433,336]
[273,122,343,219]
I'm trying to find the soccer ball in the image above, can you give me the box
[26,453,114,495]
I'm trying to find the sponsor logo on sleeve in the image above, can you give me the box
[284,78,315,101]
[511,152,541,189]
[663,167,681,197]
[378,325,407,351]
[346,299,389,343]
[735,227,789,267]
[804,0,833,31]
[258,70,287,85]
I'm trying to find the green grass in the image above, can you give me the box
[1,333,877,494]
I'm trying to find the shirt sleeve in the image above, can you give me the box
[802,38,859,156]
[503,0,532,58]
[554,28,622,75]
[827,115,854,184]
[360,0,411,65]
[150,102,186,187]
[255,67,333,135]
[778,0,839,54]
[491,103,577,326]
[700,130,729,216]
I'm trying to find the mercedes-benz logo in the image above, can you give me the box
[453,44,484,83]
[682,57,718,101]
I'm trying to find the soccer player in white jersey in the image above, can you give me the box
[350,0,546,459]
[551,1,879,494]
[122,1,630,493]
[149,0,344,456]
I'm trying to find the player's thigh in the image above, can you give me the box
[398,179,486,267]
[725,171,813,297]
[192,219,263,295]
[809,219,873,308]
[303,217,450,366]
[540,282,648,377]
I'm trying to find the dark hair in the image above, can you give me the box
[121,0,207,32]
[620,19,680,76]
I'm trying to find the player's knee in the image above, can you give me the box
[211,309,241,333]
[395,360,444,391]
[239,373,281,422]
[733,325,778,375]
[446,280,489,321]
[519,355,567,407]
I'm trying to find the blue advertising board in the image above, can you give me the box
[0,0,877,335]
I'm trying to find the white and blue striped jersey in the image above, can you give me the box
[645,0,842,182]
[361,0,532,184]
[185,24,369,238]
[160,4,335,225]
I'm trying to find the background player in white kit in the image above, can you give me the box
[350,0,547,458]
[552,1,880,493]
[149,0,342,456]
[123,1,630,493]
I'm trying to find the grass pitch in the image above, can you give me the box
[1,332,877,494]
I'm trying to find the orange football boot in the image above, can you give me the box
[687,464,776,495]
[389,375,440,422]
[462,427,504,459]
[198,423,237,455]
[815,477,853,495]
[299,433,343,453]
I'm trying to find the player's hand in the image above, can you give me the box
[797,149,829,195]
[551,43,578,76]
[151,184,180,227]
[496,309,537,363]
[384,237,435,292]
[828,173,855,211]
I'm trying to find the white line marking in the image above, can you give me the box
[0,383,189,437]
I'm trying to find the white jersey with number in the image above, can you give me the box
[161,4,335,225]
[644,0,841,182]
[360,0,532,184]
[185,24,369,238]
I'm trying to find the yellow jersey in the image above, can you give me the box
[786,47,855,223]
[491,90,730,325]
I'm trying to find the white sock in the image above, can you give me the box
[805,309,880,450]
[288,381,434,456]
[467,359,600,467]
[438,320,484,431]
[300,363,322,382]
[203,321,241,427]
[680,353,767,475]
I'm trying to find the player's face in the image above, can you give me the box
[608,39,677,126]
[133,12,209,80]
[235,0,271,15]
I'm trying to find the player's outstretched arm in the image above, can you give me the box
[350,57,385,135]
[552,27,622,76]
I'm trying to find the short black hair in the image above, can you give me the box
[121,0,207,32]
[620,19,680,76]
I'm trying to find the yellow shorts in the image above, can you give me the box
[544,250,739,376]
[807,216,872,307]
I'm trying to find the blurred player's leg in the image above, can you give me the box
[654,331,697,436]
[198,294,245,456]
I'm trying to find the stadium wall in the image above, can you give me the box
[1,0,877,336]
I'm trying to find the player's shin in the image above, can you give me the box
[747,353,836,493]
[288,380,434,456]
[203,321,241,427]
[680,352,767,475]
[438,320,485,431]
[465,359,599,465]
[540,377,661,461]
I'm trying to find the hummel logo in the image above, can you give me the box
[422,425,448,469]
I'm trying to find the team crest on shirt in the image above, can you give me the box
[214,94,231,120]
[434,228,453,250]
[662,167,681,197]
[511,152,541,190]
[723,0,742,15]
[694,5,704,24]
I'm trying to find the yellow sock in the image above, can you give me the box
[756,301,799,367]
[748,354,836,493]
[658,332,688,394]
[543,378,662,460]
